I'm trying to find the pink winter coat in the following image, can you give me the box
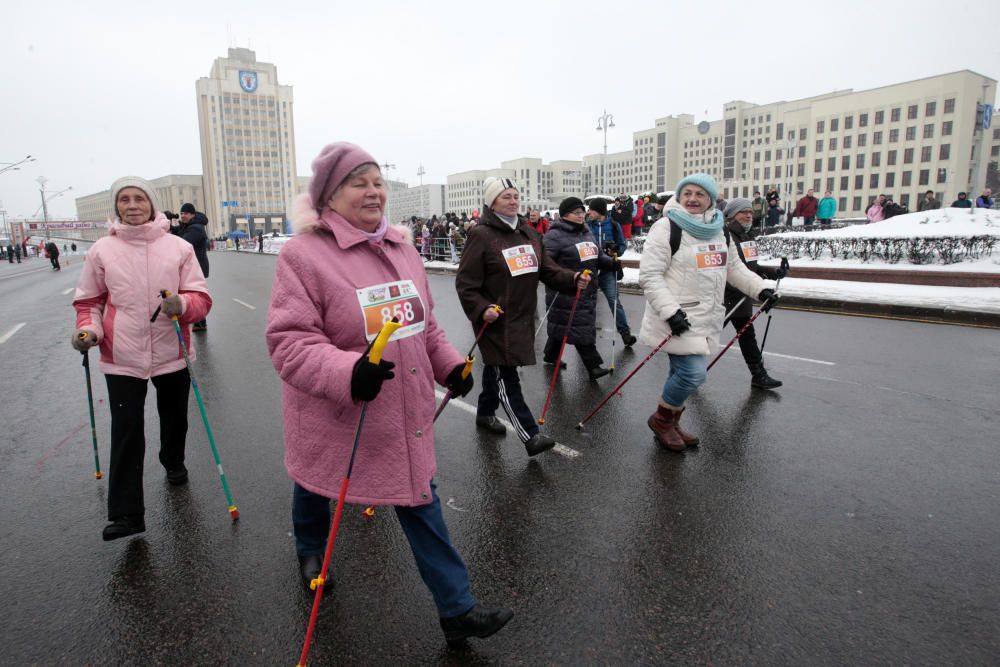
[266,201,463,507]
[73,214,211,379]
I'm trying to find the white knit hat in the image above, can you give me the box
[109,176,159,221]
[483,176,517,208]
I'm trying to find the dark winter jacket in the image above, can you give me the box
[883,201,908,219]
[542,218,614,346]
[917,196,941,212]
[950,197,973,209]
[179,212,210,278]
[586,215,626,261]
[751,196,766,220]
[793,195,818,218]
[765,202,784,226]
[642,202,657,226]
[724,220,782,319]
[45,242,59,258]
[455,209,577,367]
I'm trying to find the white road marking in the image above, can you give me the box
[433,389,582,459]
[62,287,74,295]
[232,298,257,310]
[0,323,26,344]
[0,266,53,281]
[445,497,469,512]
[763,351,835,366]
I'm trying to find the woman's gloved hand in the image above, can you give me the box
[759,289,779,312]
[445,363,474,398]
[350,355,396,402]
[666,309,691,336]
[161,293,184,317]
[71,329,98,352]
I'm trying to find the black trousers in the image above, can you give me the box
[50,256,60,270]
[477,365,538,443]
[729,315,763,367]
[105,368,190,520]
[543,336,603,370]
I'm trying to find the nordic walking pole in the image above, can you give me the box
[759,257,789,354]
[609,254,618,372]
[534,297,557,337]
[576,331,673,430]
[78,336,102,480]
[156,290,239,522]
[706,296,778,372]
[434,310,499,422]
[538,270,591,425]
[297,317,402,667]
[721,297,747,328]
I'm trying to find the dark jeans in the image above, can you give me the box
[596,271,631,336]
[818,218,832,225]
[292,481,476,618]
[50,256,60,270]
[729,314,763,367]
[105,368,190,519]
[802,216,815,225]
[477,365,538,442]
[543,336,603,370]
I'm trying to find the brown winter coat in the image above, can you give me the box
[455,209,577,367]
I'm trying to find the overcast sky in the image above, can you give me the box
[2,0,998,220]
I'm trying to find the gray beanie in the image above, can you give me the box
[723,197,752,219]
[109,176,159,221]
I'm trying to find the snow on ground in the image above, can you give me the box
[620,267,1000,314]
[768,207,1000,239]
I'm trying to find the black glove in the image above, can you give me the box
[613,256,625,281]
[759,289,779,312]
[445,363,474,398]
[350,355,395,402]
[775,257,790,280]
[666,309,691,336]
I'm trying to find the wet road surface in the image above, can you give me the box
[1,249,997,665]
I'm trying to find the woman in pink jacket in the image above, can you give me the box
[266,143,511,646]
[71,176,211,541]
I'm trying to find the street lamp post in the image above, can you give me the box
[380,161,396,223]
[35,177,73,239]
[596,110,615,195]
[0,155,35,176]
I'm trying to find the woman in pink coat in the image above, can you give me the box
[71,176,212,541]
[265,143,511,646]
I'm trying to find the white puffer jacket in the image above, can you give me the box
[638,216,774,356]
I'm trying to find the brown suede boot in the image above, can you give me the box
[675,407,700,447]
[647,405,686,452]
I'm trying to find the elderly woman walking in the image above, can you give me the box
[542,197,615,381]
[72,177,212,540]
[638,174,778,451]
[266,142,511,645]
[455,177,589,456]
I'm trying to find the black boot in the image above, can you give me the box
[166,463,188,486]
[102,516,146,541]
[440,605,514,645]
[749,363,783,389]
[588,366,611,381]
[475,415,506,434]
[621,332,637,347]
[298,553,323,592]
[524,433,556,456]
[543,357,567,370]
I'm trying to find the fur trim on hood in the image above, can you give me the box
[291,191,412,243]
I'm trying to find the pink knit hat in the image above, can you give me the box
[308,142,379,211]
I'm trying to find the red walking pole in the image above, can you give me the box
[575,331,673,430]
[433,308,500,422]
[538,271,590,425]
[296,317,402,667]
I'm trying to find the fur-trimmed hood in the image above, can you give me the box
[290,192,411,242]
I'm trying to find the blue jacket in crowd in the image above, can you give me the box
[586,215,626,257]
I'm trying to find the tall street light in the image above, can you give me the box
[36,176,73,238]
[0,155,35,176]
[380,161,396,223]
[596,110,615,195]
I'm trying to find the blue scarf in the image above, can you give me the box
[664,198,723,240]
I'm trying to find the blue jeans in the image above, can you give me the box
[661,353,708,407]
[292,481,476,618]
[596,271,631,335]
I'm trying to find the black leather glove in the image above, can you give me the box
[350,355,395,402]
[666,309,691,336]
[775,257,790,280]
[613,256,625,281]
[759,289,779,312]
[446,363,474,398]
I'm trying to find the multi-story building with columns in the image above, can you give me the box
[446,158,585,215]
[75,175,205,222]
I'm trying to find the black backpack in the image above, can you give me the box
[669,220,730,256]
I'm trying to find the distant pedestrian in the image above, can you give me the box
[257,232,264,253]
[765,199,784,227]
[866,195,887,222]
[587,198,637,347]
[793,189,819,225]
[751,191,766,227]
[817,191,837,224]
[975,189,993,209]
[45,241,61,271]
[917,190,941,212]
[14,243,21,263]
[949,192,972,209]
[6,244,13,263]
[178,203,210,331]
[71,242,78,253]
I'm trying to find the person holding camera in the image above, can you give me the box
[586,199,636,347]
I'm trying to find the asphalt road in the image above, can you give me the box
[1,249,997,666]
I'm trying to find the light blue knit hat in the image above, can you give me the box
[675,173,719,202]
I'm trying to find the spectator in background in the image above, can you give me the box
[587,198,636,347]
[950,192,973,209]
[917,190,941,212]
[882,196,908,219]
[866,194,887,222]
[793,189,819,225]
[178,203,211,331]
[6,243,15,263]
[975,188,994,209]
[715,195,727,213]
[751,191,766,227]
[526,208,549,235]
[765,198,784,227]
[766,189,780,206]
[817,191,837,224]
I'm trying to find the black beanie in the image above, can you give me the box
[558,197,585,218]
[180,203,196,214]
[589,198,608,216]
